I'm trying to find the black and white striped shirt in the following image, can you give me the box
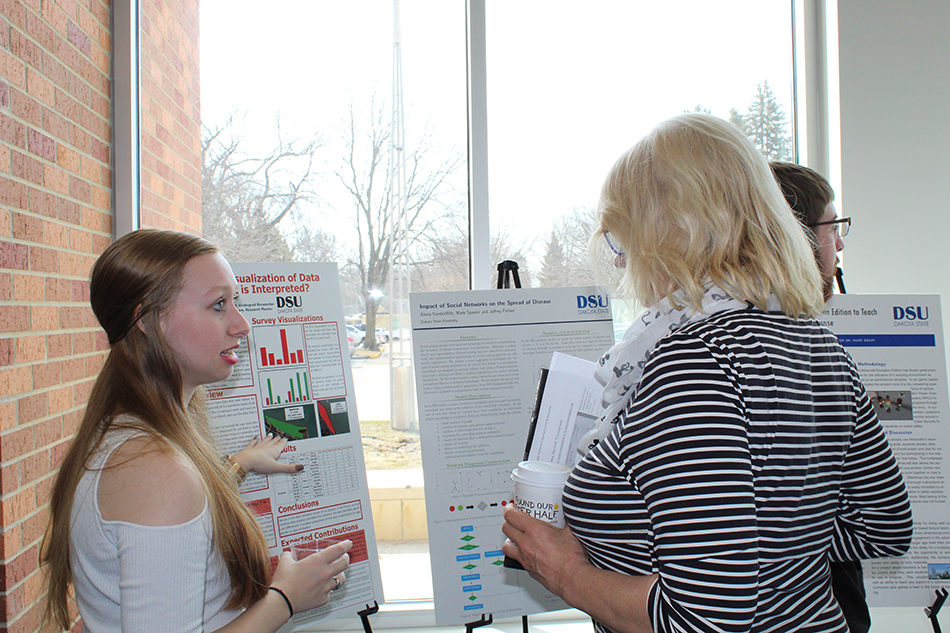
[563,309,912,633]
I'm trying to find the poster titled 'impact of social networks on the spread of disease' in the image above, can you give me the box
[410,286,616,626]
[205,262,382,628]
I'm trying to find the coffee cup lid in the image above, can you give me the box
[511,460,571,485]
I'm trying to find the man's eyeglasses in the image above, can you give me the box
[810,217,851,238]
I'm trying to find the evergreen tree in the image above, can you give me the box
[539,229,570,288]
[736,81,791,160]
[729,107,748,135]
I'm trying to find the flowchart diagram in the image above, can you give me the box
[454,522,520,614]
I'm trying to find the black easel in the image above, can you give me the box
[357,601,379,633]
[926,588,947,633]
[461,610,532,633]
[465,613,493,633]
[497,260,522,289]
[461,262,528,633]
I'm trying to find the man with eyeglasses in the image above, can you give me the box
[771,162,849,301]
[771,161,868,633]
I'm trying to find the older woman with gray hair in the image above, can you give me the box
[502,114,912,633]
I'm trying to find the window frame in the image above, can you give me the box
[113,0,141,238]
[113,0,831,628]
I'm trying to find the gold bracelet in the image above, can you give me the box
[225,455,248,484]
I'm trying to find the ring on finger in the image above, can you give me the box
[332,575,343,591]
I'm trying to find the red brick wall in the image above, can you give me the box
[139,0,201,233]
[0,0,112,629]
[1,0,201,629]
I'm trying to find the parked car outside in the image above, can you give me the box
[346,325,364,348]
[346,330,356,357]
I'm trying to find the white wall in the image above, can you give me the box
[836,1,950,630]
[837,0,950,341]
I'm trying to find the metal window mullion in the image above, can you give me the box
[466,0,490,290]
[113,0,141,237]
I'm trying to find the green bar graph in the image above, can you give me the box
[265,371,309,405]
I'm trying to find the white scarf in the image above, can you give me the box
[576,283,749,457]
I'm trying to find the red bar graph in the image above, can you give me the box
[258,327,304,367]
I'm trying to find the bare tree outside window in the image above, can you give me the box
[538,205,598,288]
[201,119,332,264]
[330,100,464,350]
[412,213,537,291]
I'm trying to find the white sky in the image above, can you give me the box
[199,0,793,261]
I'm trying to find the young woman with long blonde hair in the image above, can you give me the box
[42,229,350,632]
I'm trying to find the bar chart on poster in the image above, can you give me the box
[256,325,307,367]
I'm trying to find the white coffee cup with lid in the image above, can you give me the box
[510,460,571,528]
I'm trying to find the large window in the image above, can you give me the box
[486,1,795,297]
[197,0,466,612]
[167,0,798,625]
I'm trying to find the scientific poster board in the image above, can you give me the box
[410,287,615,626]
[205,262,382,627]
[823,295,950,607]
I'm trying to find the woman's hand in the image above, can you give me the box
[503,507,658,633]
[501,505,592,600]
[232,434,303,475]
[270,540,352,613]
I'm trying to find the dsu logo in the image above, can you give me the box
[893,306,929,320]
[577,294,609,309]
[276,296,303,308]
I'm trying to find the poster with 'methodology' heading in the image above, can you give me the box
[205,262,382,628]
[823,294,950,608]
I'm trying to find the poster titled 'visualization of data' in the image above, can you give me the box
[204,262,382,627]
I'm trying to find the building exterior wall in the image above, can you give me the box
[0,0,112,629]
[139,0,201,233]
[0,0,200,629]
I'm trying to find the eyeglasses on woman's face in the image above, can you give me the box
[603,231,627,268]
[810,216,851,238]
[603,231,624,256]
